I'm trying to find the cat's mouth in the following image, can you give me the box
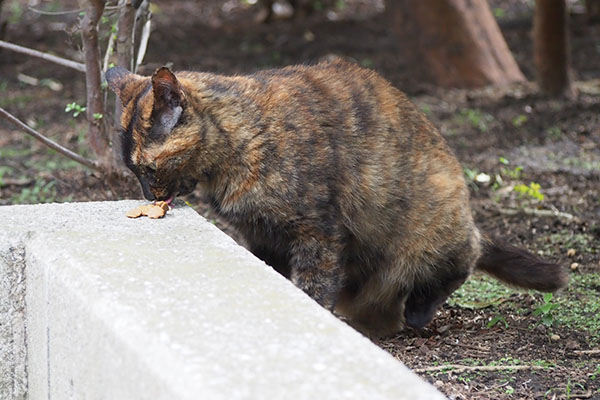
[148,178,197,204]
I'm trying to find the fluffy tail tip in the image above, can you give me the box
[477,238,568,292]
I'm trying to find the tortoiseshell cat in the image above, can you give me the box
[106,60,567,336]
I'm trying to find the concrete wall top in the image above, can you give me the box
[0,201,445,400]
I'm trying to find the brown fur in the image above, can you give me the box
[106,60,568,337]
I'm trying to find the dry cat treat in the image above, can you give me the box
[126,201,170,219]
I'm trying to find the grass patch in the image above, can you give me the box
[448,274,518,309]
[11,179,57,204]
[0,94,34,108]
[552,273,600,343]
[537,230,599,255]
[449,272,600,344]
[455,108,495,132]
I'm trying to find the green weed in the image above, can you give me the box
[8,0,24,24]
[12,180,57,204]
[513,182,544,201]
[459,108,494,132]
[0,94,34,108]
[512,114,528,127]
[591,364,600,380]
[533,293,559,327]
[546,126,562,139]
[487,314,508,329]
[0,166,14,187]
[65,102,87,118]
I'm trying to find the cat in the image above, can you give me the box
[106,59,568,336]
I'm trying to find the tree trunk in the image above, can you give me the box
[117,0,135,72]
[78,0,110,164]
[0,0,6,42]
[111,0,136,170]
[534,0,574,96]
[386,0,525,88]
[586,0,600,22]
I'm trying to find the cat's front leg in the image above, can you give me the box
[288,235,344,311]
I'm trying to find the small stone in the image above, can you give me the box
[570,262,579,271]
[567,248,576,257]
[434,380,444,387]
[536,324,546,334]
[550,334,560,341]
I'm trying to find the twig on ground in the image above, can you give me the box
[0,40,85,72]
[415,364,551,373]
[573,349,600,355]
[442,340,490,353]
[0,107,101,172]
[494,206,577,222]
[569,390,593,399]
[0,178,34,187]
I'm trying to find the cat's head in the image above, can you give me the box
[106,66,198,202]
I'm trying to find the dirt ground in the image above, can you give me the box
[1,1,599,399]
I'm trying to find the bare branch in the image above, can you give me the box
[28,7,83,15]
[0,107,101,172]
[103,31,116,72]
[135,12,151,71]
[133,0,151,73]
[0,40,86,72]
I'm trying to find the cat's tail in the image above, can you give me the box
[475,235,568,292]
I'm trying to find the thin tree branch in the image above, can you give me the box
[133,0,150,73]
[135,10,151,71]
[0,40,86,72]
[0,107,101,172]
[27,7,83,15]
[103,31,116,72]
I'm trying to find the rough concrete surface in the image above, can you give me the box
[0,236,27,400]
[0,201,445,400]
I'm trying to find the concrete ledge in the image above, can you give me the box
[0,201,445,400]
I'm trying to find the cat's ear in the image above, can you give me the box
[149,67,184,138]
[105,67,141,105]
[152,67,183,110]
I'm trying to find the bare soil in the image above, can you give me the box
[1,1,599,399]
